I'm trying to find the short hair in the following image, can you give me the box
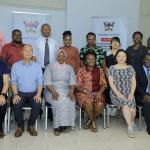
[110,37,121,50]
[63,30,72,39]
[144,51,150,58]
[41,23,51,30]
[12,29,21,35]
[86,32,96,39]
[83,49,96,62]
[115,49,127,59]
[132,31,143,39]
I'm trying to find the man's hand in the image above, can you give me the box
[143,95,150,102]
[0,95,6,106]
[13,95,21,104]
[34,95,41,103]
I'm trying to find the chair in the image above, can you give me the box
[106,104,143,131]
[7,102,38,133]
[106,104,118,128]
[137,105,143,131]
[78,105,106,130]
[44,102,52,131]
[3,111,8,134]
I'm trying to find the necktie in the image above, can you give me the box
[44,38,50,67]
[147,68,150,94]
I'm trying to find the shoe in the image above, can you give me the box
[90,121,98,132]
[128,128,135,138]
[83,120,92,129]
[146,128,150,135]
[60,126,72,133]
[27,127,38,136]
[14,128,24,137]
[0,130,5,138]
[54,128,61,136]
[132,122,137,131]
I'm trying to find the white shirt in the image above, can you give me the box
[34,36,58,68]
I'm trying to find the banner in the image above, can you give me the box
[11,11,51,49]
[92,17,128,52]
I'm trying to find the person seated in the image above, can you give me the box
[44,49,76,136]
[11,44,43,137]
[135,52,150,135]
[77,50,107,132]
[0,60,9,138]
[108,49,136,138]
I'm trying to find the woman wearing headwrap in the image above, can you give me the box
[44,49,76,136]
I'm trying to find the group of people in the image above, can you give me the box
[0,23,150,139]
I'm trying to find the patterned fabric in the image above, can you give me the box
[80,45,104,67]
[60,46,80,74]
[77,67,107,106]
[44,63,76,128]
[108,65,136,108]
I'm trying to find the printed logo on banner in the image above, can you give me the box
[23,20,39,33]
[104,21,115,31]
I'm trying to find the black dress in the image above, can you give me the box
[126,45,147,71]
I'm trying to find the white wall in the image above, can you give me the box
[67,0,140,49]
[0,0,66,9]
[0,5,66,46]
[139,0,150,45]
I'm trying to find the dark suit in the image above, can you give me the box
[135,66,150,129]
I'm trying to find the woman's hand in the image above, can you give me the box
[128,94,134,101]
[68,90,75,101]
[95,92,103,102]
[52,90,59,101]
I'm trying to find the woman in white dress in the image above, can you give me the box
[44,49,76,136]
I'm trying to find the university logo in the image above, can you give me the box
[104,21,115,31]
[23,20,39,33]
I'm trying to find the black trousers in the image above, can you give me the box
[0,103,7,131]
[13,92,41,129]
[143,102,150,129]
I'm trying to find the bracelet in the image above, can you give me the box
[1,93,7,98]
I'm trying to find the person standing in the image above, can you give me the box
[80,32,105,68]
[60,31,80,74]
[126,31,147,71]
[33,23,58,120]
[1,29,24,69]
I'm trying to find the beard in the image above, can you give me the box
[13,40,22,44]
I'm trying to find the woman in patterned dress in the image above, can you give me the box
[44,49,76,136]
[108,49,136,138]
[77,50,107,132]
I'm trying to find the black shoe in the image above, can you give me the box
[146,128,150,135]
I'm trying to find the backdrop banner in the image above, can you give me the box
[92,17,128,52]
[11,11,51,49]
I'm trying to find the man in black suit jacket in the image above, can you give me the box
[135,52,150,135]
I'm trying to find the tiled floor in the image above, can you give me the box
[0,115,150,150]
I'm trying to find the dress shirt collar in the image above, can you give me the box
[21,60,33,66]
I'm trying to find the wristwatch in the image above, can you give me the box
[1,93,7,98]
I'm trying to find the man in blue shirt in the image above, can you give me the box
[11,44,43,137]
[0,61,9,138]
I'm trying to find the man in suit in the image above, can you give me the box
[135,52,150,135]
